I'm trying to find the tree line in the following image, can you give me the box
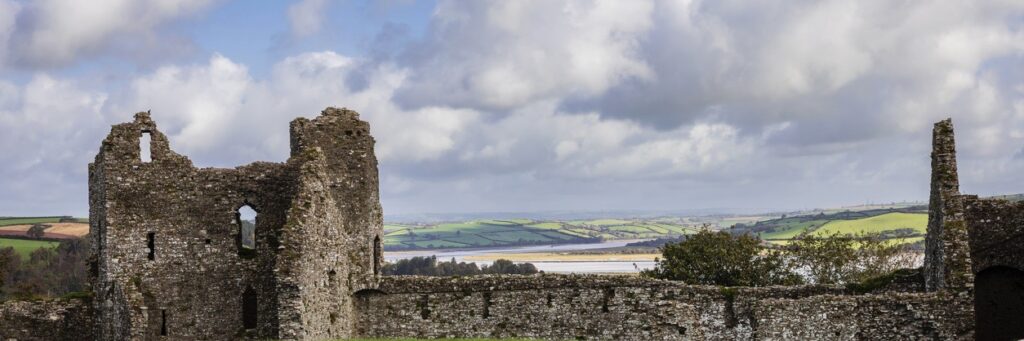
[382,256,539,276]
[0,238,90,300]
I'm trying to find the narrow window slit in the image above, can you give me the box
[418,295,430,320]
[140,131,152,163]
[160,309,167,336]
[601,288,614,313]
[373,236,382,275]
[146,232,155,260]
[482,292,492,319]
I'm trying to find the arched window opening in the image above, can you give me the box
[140,131,152,163]
[242,286,258,330]
[373,235,382,275]
[237,205,257,257]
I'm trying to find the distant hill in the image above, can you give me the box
[728,207,928,248]
[385,218,700,251]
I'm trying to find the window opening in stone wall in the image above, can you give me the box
[160,309,167,336]
[418,294,430,320]
[140,131,152,163]
[601,288,614,313]
[146,232,155,260]
[482,292,492,319]
[243,286,258,329]
[373,235,382,275]
[237,205,257,256]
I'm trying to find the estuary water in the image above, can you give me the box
[385,239,656,273]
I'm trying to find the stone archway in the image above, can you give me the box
[975,266,1024,341]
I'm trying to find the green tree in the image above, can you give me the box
[643,228,801,286]
[26,224,48,239]
[788,231,916,285]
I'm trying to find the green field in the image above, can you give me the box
[0,217,64,227]
[812,212,927,236]
[385,218,699,250]
[734,209,928,246]
[0,238,59,258]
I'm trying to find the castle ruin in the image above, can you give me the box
[0,108,1022,340]
[88,108,383,339]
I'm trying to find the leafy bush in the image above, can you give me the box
[642,228,802,286]
[787,231,917,285]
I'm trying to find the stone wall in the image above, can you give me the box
[87,108,382,340]
[923,119,974,292]
[964,196,1024,273]
[0,298,94,341]
[355,275,973,340]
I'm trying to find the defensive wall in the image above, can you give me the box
[0,112,1021,340]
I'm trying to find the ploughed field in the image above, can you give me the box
[0,217,89,259]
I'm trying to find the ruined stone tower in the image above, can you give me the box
[88,108,383,340]
[923,119,973,291]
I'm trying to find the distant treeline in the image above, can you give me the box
[626,236,688,248]
[0,238,90,300]
[383,256,539,276]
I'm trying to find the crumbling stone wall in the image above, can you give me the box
[87,108,382,340]
[923,119,974,292]
[0,298,94,341]
[355,275,972,340]
[1,113,1011,340]
[963,196,1024,340]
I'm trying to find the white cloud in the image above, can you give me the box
[127,54,251,153]
[0,74,108,215]
[287,0,329,38]
[396,0,655,110]
[6,0,217,67]
[2,0,1024,216]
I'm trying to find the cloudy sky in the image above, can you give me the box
[1,0,1023,217]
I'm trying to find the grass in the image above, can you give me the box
[759,219,830,240]
[0,217,64,227]
[0,237,58,259]
[812,212,926,236]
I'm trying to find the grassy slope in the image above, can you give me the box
[812,212,927,236]
[0,238,59,258]
[0,217,64,227]
[385,218,699,250]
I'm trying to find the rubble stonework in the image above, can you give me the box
[923,119,974,292]
[0,298,94,341]
[356,275,972,340]
[3,113,1024,340]
[87,108,383,340]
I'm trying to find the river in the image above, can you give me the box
[385,239,656,273]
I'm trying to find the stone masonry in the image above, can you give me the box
[87,108,382,340]
[2,112,1023,340]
